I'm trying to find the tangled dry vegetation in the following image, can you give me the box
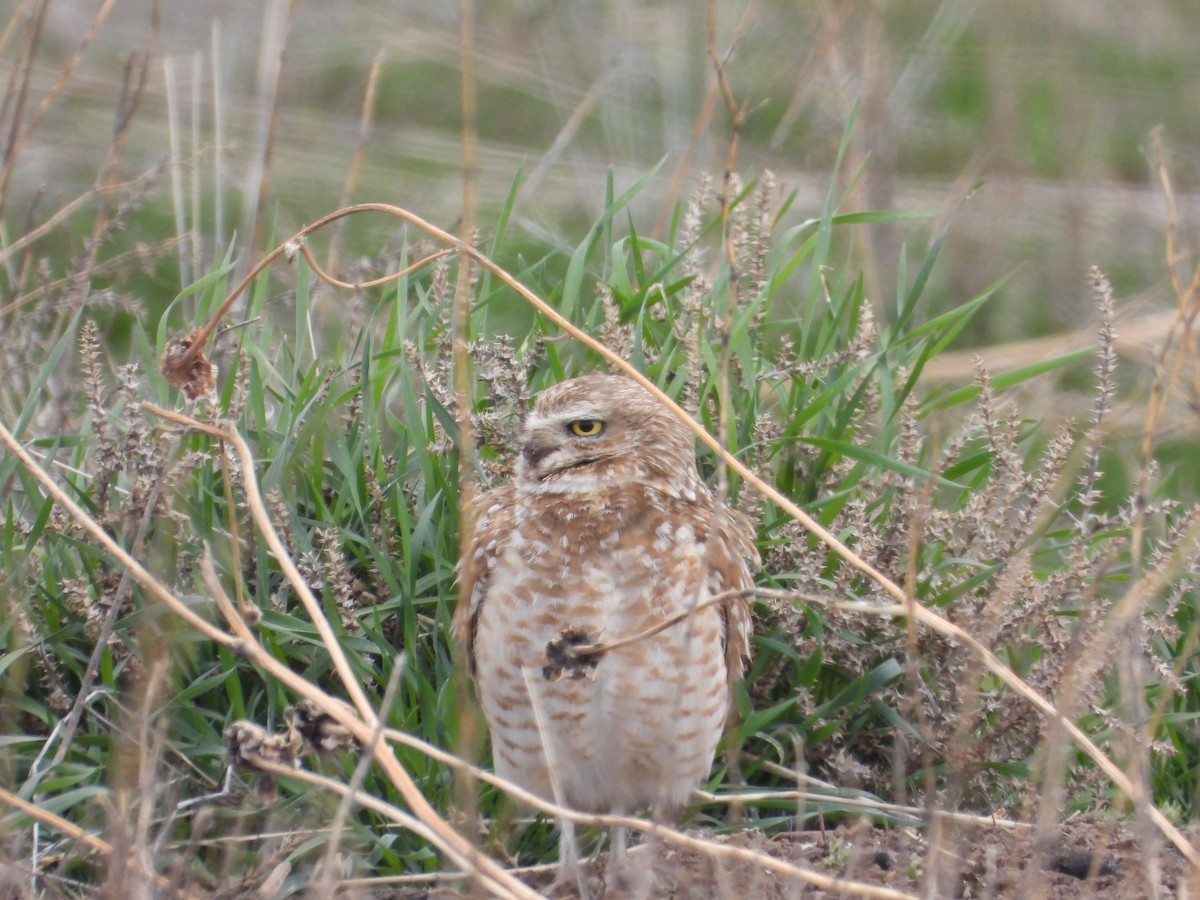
[4,178,1200,898]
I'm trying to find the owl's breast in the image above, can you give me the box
[491,490,715,651]
[470,483,737,814]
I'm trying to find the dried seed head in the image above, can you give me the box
[160,327,217,399]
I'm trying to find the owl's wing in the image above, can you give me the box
[709,506,759,686]
[454,485,516,679]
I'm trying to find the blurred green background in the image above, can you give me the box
[13,0,1199,336]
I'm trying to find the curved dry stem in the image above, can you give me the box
[571,587,843,659]
[298,241,455,291]
[701,782,1031,832]
[154,200,1200,867]
[574,588,760,657]
[0,181,113,272]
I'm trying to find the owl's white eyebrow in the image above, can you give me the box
[537,405,603,422]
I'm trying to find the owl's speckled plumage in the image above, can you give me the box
[456,373,756,821]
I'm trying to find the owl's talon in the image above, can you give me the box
[542,627,602,681]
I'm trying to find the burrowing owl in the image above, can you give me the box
[456,373,756,871]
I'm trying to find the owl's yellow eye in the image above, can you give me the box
[568,418,604,437]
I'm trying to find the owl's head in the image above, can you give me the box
[515,373,700,494]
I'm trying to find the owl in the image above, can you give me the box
[456,372,756,880]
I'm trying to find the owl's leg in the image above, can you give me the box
[601,825,629,890]
[604,825,654,896]
[606,826,628,871]
[555,819,590,900]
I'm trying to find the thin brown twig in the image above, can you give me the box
[551,562,1050,837]
[697,784,1031,831]
[705,0,751,144]
[163,205,459,377]
[216,440,252,620]
[0,784,196,897]
[0,187,100,268]
[573,588,767,657]
[341,867,559,890]
[298,241,455,291]
[0,782,111,854]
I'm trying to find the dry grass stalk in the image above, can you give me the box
[653,0,760,239]
[1129,131,1200,574]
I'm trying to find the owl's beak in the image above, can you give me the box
[521,439,552,469]
[521,432,607,480]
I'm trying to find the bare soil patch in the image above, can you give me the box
[378,816,1193,899]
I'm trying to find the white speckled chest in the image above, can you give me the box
[471,482,733,815]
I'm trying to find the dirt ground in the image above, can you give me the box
[377,816,1196,899]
